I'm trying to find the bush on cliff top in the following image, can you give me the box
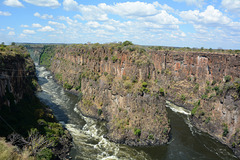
[123,41,133,46]
[159,88,165,96]
[224,75,231,83]
[134,128,141,137]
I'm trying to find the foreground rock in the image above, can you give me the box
[0,44,72,159]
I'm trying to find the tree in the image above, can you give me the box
[11,42,16,46]
[123,40,133,46]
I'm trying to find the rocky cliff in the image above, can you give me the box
[39,43,240,156]
[0,45,72,159]
[44,44,170,146]
[0,45,38,108]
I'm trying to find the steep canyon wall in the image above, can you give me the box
[39,44,240,156]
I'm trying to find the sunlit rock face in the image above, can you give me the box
[38,44,240,156]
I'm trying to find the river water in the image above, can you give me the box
[35,64,238,160]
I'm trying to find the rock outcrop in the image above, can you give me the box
[0,45,38,108]
[39,43,240,156]
[45,44,170,146]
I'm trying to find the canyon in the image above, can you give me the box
[36,43,240,158]
[1,43,239,159]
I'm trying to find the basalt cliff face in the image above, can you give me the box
[152,52,240,156]
[46,45,170,146]
[39,44,240,156]
[0,45,38,108]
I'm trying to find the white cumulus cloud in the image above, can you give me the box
[222,0,240,14]
[34,12,53,19]
[180,5,231,25]
[32,23,42,28]
[38,26,55,32]
[23,29,36,34]
[0,11,11,16]
[48,21,66,29]
[98,2,159,17]
[23,0,60,8]
[3,0,24,7]
[63,0,78,11]
[180,5,240,40]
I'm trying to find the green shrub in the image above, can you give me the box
[55,73,62,81]
[191,106,198,116]
[134,128,141,136]
[142,82,148,88]
[191,100,200,116]
[97,109,102,116]
[128,47,136,52]
[63,82,73,90]
[140,82,150,93]
[206,80,210,85]
[76,85,81,91]
[181,94,186,101]
[123,40,133,46]
[159,88,165,96]
[32,79,38,88]
[212,80,217,85]
[148,134,154,140]
[213,86,219,92]
[104,56,108,61]
[37,148,53,160]
[163,128,168,134]
[104,72,108,76]
[201,94,208,100]
[112,56,118,63]
[224,75,231,82]
[205,86,212,94]
[222,123,229,137]
[232,142,236,148]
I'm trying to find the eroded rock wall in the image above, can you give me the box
[0,49,38,108]
[48,45,170,146]
[41,44,240,155]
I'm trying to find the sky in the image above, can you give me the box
[0,0,240,49]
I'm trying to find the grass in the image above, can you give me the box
[0,138,34,160]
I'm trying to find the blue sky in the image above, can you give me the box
[0,0,240,49]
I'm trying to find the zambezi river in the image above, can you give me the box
[35,64,238,160]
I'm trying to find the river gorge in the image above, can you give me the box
[35,63,237,159]
[0,44,239,159]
